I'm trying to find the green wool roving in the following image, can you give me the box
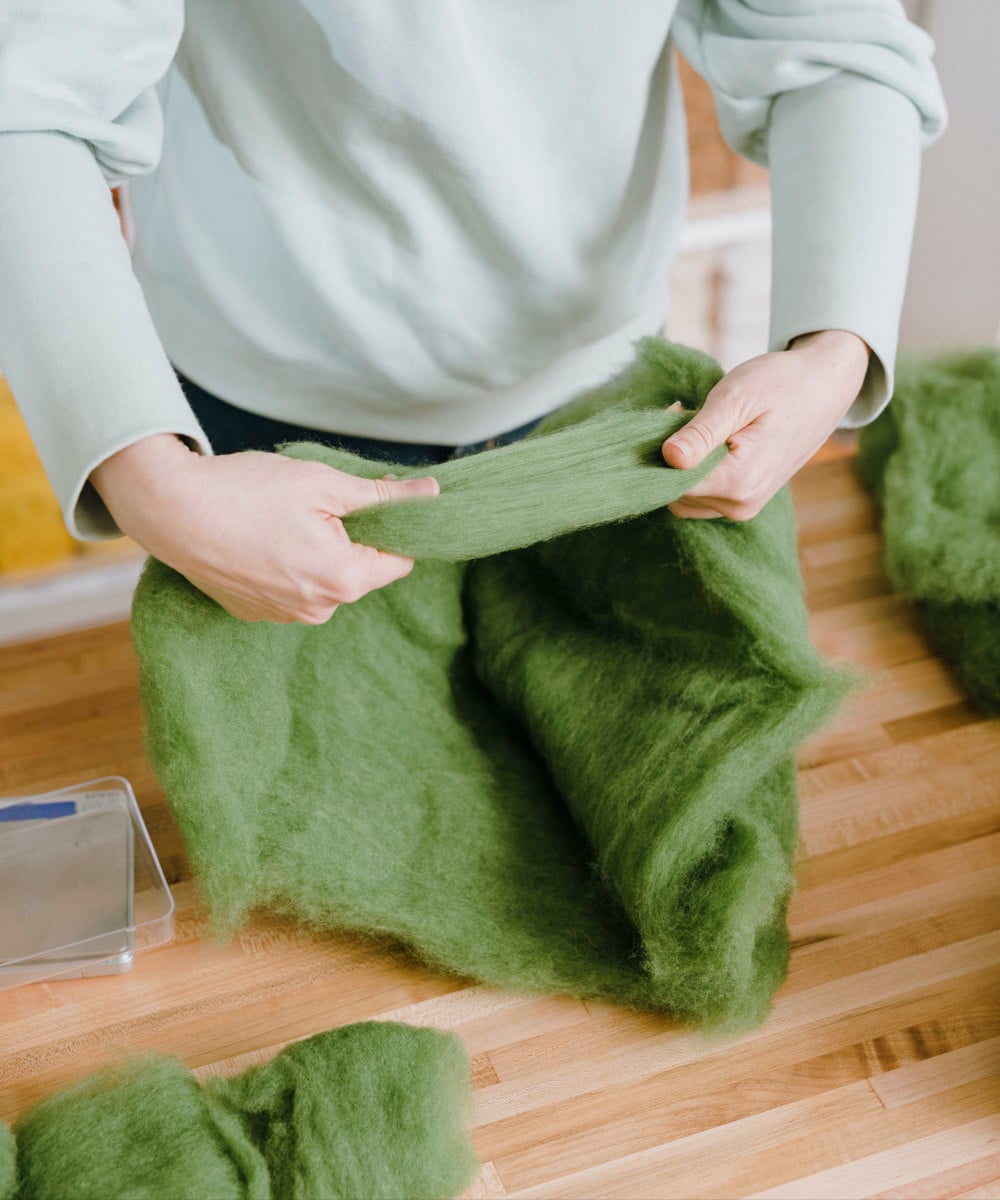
[132,337,861,1031]
[5,1022,477,1200]
[857,347,1000,713]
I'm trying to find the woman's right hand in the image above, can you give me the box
[90,434,439,623]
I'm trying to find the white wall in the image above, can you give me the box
[900,0,1000,346]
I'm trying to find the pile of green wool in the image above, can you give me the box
[1,1022,477,1200]
[132,336,861,1031]
[857,346,1000,713]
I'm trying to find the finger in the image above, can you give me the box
[666,443,744,501]
[370,547,416,587]
[661,386,742,470]
[311,500,417,601]
[668,500,724,520]
[668,490,726,516]
[295,601,341,626]
[337,541,416,601]
[665,399,690,433]
[334,470,440,515]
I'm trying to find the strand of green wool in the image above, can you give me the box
[282,406,728,563]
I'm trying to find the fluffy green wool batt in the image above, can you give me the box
[6,1022,476,1200]
[856,347,1000,713]
[132,337,859,1030]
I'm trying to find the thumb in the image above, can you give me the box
[661,391,735,469]
[335,470,440,515]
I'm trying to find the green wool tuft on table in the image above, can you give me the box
[857,347,1000,713]
[6,1022,477,1200]
[132,336,863,1031]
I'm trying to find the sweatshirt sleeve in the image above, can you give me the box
[671,0,948,428]
[0,0,212,540]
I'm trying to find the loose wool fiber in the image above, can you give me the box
[6,1022,477,1200]
[857,347,1000,713]
[132,337,861,1031]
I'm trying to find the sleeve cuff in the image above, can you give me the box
[839,341,890,430]
[771,324,892,431]
[0,130,214,542]
[766,72,924,432]
[69,423,213,541]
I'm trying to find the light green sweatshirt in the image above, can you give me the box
[0,1,946,538]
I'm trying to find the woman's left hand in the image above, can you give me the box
[661,329,872,520]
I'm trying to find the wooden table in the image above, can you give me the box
[1,453,998,1199]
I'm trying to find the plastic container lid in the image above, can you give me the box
[0,776,175,989]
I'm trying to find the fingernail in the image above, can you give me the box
[382,473,397,481]
[404,475,440,496]
[668,440,691,459]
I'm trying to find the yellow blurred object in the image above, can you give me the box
[0,376,78,571]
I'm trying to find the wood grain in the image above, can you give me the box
[1,448,997,1199]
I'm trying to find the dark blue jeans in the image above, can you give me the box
[173,369,544,466]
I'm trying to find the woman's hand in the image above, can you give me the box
[91,435,439,623]
[661,329,871,519]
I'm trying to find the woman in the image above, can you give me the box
[0,1,946,623]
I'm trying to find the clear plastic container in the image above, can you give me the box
[0,776,175,989]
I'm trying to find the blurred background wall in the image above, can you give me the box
[899,0,1000,347]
